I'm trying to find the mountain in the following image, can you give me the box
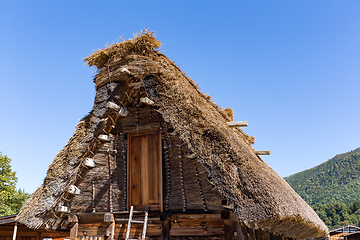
[284,147,360,205]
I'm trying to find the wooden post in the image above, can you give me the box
[264,230,271,240]
[235,223,244,240]
[36,231,41,240]
[240,224,250,240]
[12,222,17,240]
[105,213,115,240]
[161,214,170,240]
[68,215,78,240]
[248,228,256,240]
[222,210,233,240]
[224,219,234,240]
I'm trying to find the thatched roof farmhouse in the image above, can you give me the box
[15,31,328,240]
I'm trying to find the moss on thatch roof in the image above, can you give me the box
[16,31,328,239]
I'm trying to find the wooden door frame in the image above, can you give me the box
[127,129,163,211]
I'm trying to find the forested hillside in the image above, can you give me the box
[285,147,360,205]
[313,200,360,229]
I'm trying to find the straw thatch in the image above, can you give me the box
[16,30,328,239]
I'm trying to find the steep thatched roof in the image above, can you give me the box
[16,31,328,239]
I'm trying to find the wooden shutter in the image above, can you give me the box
[128,130,162,211]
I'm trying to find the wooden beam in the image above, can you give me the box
[36,231,41,240]
[104,213,115,240]
[106,222,115,240]
[162,215,170,240]
[69,215,78,240]
[227,121,248,128]
[240,224,250,240]
[255,151,271,155]
[224,219,234,240]
[169,226,224,236]
[0,227,68,238]
[235,223,244,240]
[0,217,15,225]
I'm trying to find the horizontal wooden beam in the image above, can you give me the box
[255,151,271,155]
[0,217,15,225]
[227,121,248,128]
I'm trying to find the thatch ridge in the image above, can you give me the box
[85,30,161,69]
[17,31,328,239]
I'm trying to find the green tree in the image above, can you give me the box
[0,153,17,191]
[0,153,28,216]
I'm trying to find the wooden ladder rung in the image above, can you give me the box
[131,220,144,224]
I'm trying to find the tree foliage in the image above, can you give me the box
[0,153,17,191]
[313,199,360,229]
[285,147,360,205]
[0,153,28,216]
[284,147,360,229]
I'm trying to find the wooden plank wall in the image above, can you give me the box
[0,223,69,240]
[76,221,162,239]
[74,214,226,239]
[169,214,224,236]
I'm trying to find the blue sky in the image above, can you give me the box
[1,1,360,194]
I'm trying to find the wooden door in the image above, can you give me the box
[128,130,162,211]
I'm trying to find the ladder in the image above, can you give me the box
[125,205,149,240]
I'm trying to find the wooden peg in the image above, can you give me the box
[255,151,270,155]
[227,121,248,128]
